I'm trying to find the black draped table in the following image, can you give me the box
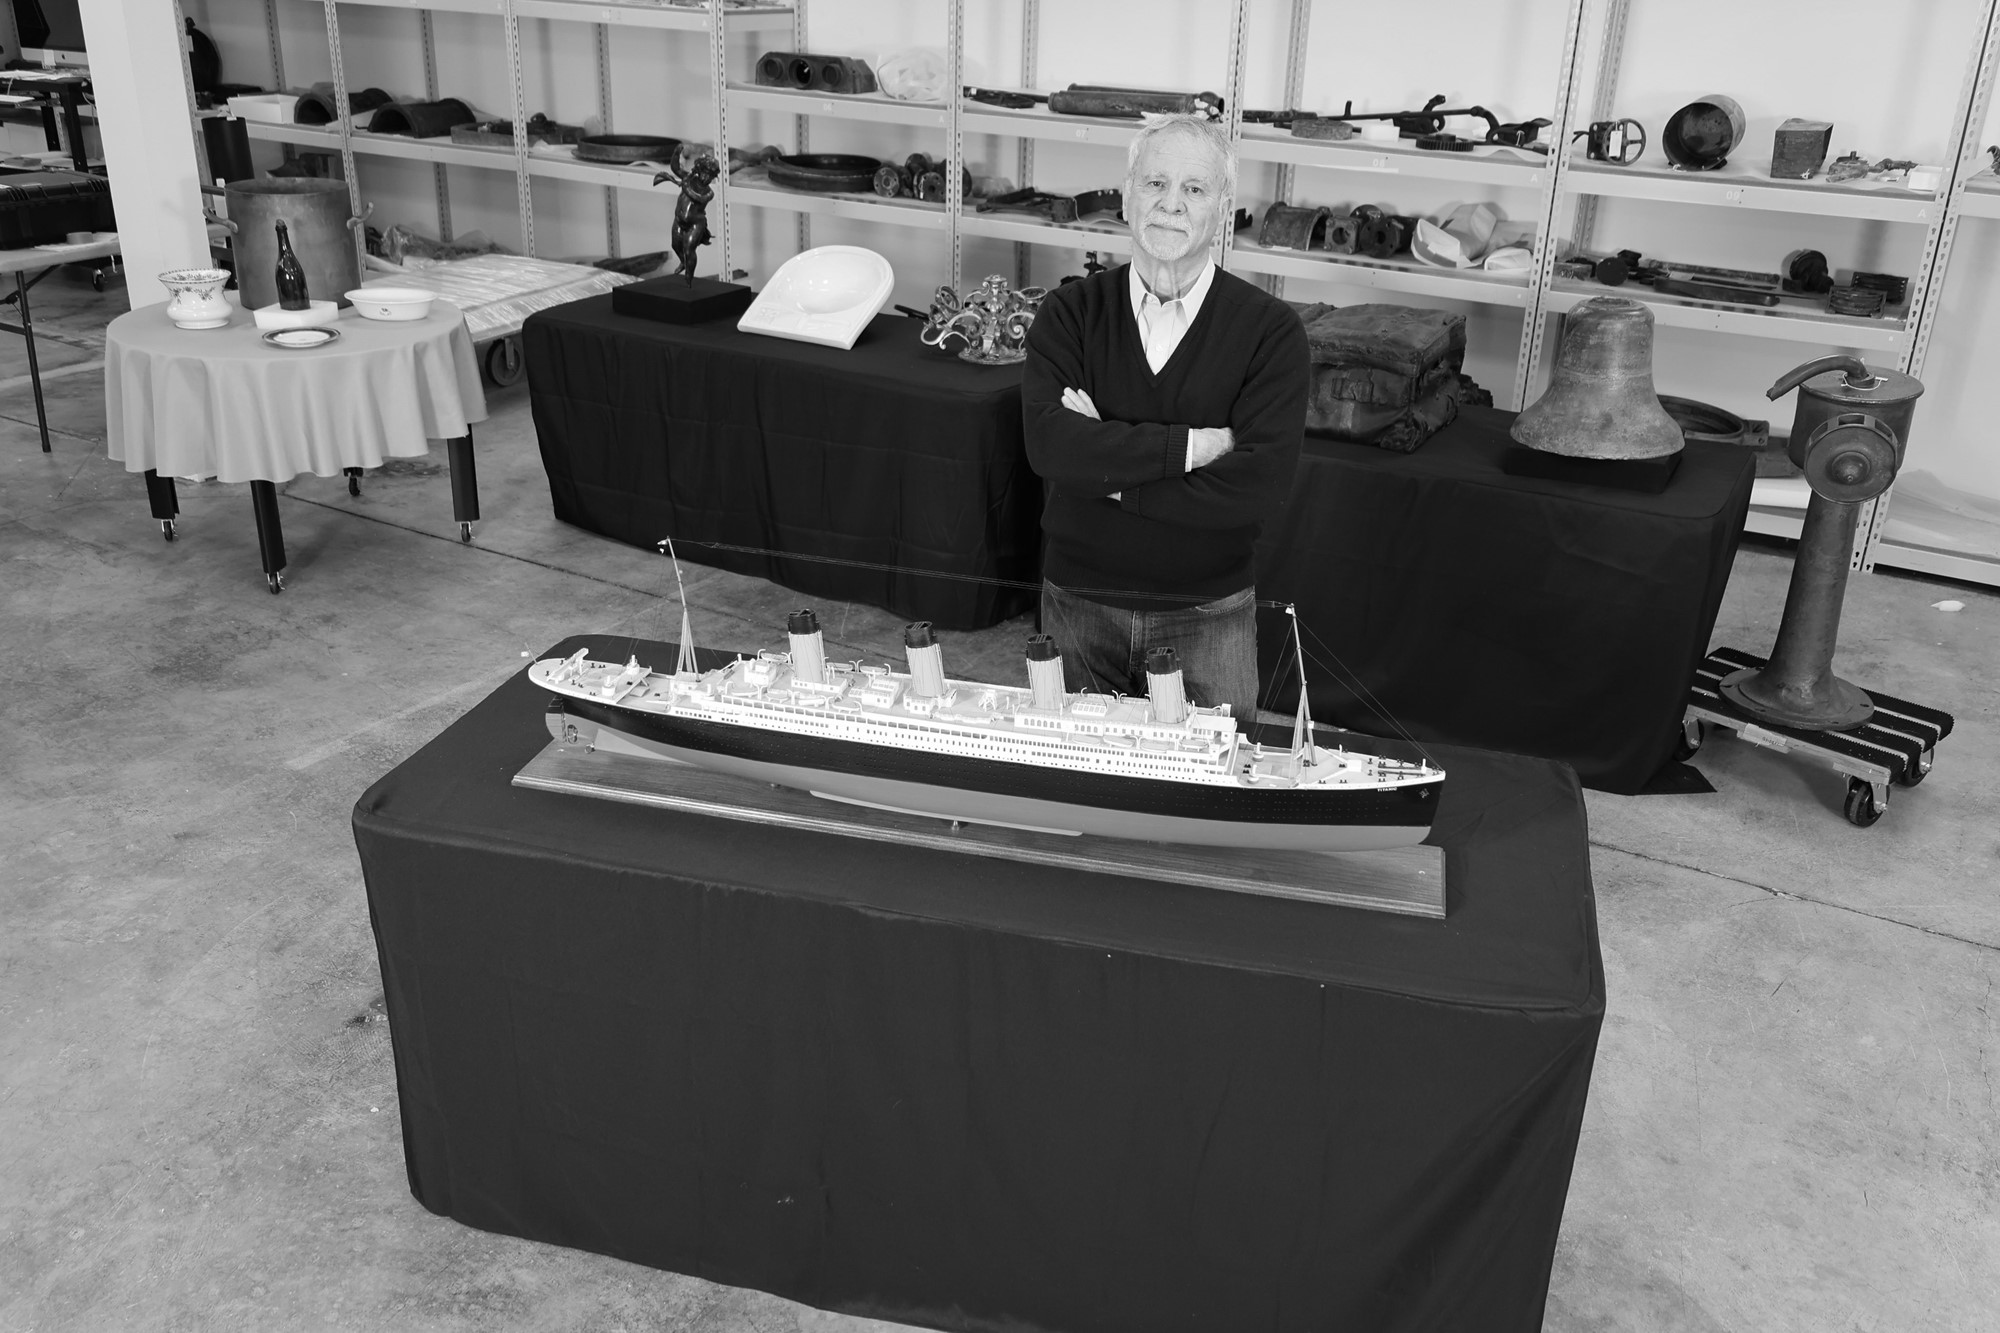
[1256,407,1755,794]
[354,633,1604,1333]
[524,298,1040,630]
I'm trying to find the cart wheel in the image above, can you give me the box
[1843,778,1883,828]
[1673,718,1705,761]
[92,270,104,292]
[346,468,362,497]
[485,336,525,387]
[459,521,472,544]
[267,572,284,595]
[1894,747,1933,788]
[161,519,175,542]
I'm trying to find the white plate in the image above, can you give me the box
[262,327,342,350]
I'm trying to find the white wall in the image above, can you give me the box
[181,0,2000,505]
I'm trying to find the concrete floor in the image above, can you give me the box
[2,271,1995,1333]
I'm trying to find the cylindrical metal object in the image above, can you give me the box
[1510,296,1683,459]
[368,99,477,138]
[905,622,946,698]
[1146,646,1187,724]
[201,116,254,184]
[787,609,826,684]
[1720,493,1873,729]
[1026,634,1064,711]
[1662,94,1745,171]
[224,178,362,310]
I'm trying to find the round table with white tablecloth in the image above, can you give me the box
[104,298,489,590]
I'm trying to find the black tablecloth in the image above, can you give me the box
[524,298,1039,630]
[354,634,1604,1333]
[1256,408,1755,793]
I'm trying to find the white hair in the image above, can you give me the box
[1124,113,1237,199]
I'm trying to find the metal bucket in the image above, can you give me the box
[223,178,364,310]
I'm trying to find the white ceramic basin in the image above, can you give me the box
[345,286,436,321]
[739,246,894,350]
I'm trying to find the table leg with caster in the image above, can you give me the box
[447,429,479,543]
[345,466,362,497]
[143,469,179,542]
[250,479,286,593]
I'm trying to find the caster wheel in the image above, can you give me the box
[161,519,175,542]
[1843,778,1883,828]
[92,272,103,293]
[347,471,361,497]
[459,521,472,543]
[485,336,524,387]
[1894,747,1933,788]
[1673,719,1705,762]
[267,572,284,595]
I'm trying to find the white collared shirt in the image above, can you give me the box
[1129,260,1215,374]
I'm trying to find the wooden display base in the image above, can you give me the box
[611,274,754,324]
[1682,646,1954,827]
[1501,445,1683,493]
[513,736,1447,919]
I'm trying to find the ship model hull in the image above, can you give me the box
[556,694,1438,853]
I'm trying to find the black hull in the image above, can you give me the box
[558,694,1438,832]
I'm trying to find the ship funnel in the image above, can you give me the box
[1146,646,1188,724]
[1025,633,1065,711]
[904,621,946,697]
[787,608,826,684]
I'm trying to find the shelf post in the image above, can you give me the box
[1217,0,1250,273]
[1857,0,2000,573]
[501,0,536,258]
[709,0,732,279]
[597,21,616,258]
[1511,0,1592,411]
[320,0,368,280]
[1263,0,1314,299]
[948,0,964,286]
[1014,0,1039,288]
[420,10,453,242]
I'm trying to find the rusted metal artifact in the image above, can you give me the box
[1510,296,1683,459]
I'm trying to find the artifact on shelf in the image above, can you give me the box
[1657,395,1770,452]
[612,152,752,325]
[1071,188,1123,221]
[765,153,884,193]
[575,134,681,165]
[1488,117,1552,151]
[1783,249,1834,294]
[1290,114,1358,141]
[919,274,1046,365]
[1413,132,1478,152]
[366,98,478,139]
[1297,304,1471,453]
[158,268,232,330]
[530,592,1444,852]
[1827,284,1887,317]
[1574,118,1646,165]
[1770,118,1834,179]
[1511,297,1682,460]
[1719,356,1924,733]
[976,187,1081,223]
[1047,84,1223,121]
[1662,95,1745,171]
[1851,271,1908,305]
[870,154,973,202]
[1258,202,1329,251]
[223,176,365,310]
[451,113,583,149]
[874,47,947,101]
[754,51,878,95]
[292,83,389,126]
[1411,202,1501,269]
[738,245,894,350]
[963,85,1044,109]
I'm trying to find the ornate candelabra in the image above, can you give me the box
[919,275,1045,365]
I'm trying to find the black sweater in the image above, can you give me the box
[1022,263,1308,608]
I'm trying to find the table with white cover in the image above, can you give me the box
[105,298,487,591]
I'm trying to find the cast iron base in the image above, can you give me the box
[612,274,755,324]
[1719,665,1874,731]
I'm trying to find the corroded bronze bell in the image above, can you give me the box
[1512,297,1683,459]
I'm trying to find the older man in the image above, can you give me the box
[1022,113,1308,722]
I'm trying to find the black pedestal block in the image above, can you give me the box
[611,275,754,324]
[1501,445,1684,494]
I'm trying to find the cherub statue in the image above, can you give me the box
[653,151,722,285]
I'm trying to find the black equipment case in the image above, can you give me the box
[0,171,115,247]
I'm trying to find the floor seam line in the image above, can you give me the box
[1590,838,1998,952]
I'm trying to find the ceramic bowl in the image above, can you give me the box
[159,268,233,330]
[344,287,436,321]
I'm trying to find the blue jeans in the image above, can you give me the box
[1040,581,1261,721]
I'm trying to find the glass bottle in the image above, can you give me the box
[274,220,310,311]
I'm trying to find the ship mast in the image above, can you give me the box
[661,538,699,677]
[1287,605,1313,767]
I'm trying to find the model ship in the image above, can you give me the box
[531,583,1444,852]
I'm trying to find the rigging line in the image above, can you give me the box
[1295,623,1437,764]
[655,538,1294,610]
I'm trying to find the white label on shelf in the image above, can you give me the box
[1075,128,1090,140]
[1370,156,1390,170]
[823,101,837,113]
[1723,188,1745,204]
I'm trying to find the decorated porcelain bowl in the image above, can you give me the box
[159,268,232,330]
[344,287,436,321]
